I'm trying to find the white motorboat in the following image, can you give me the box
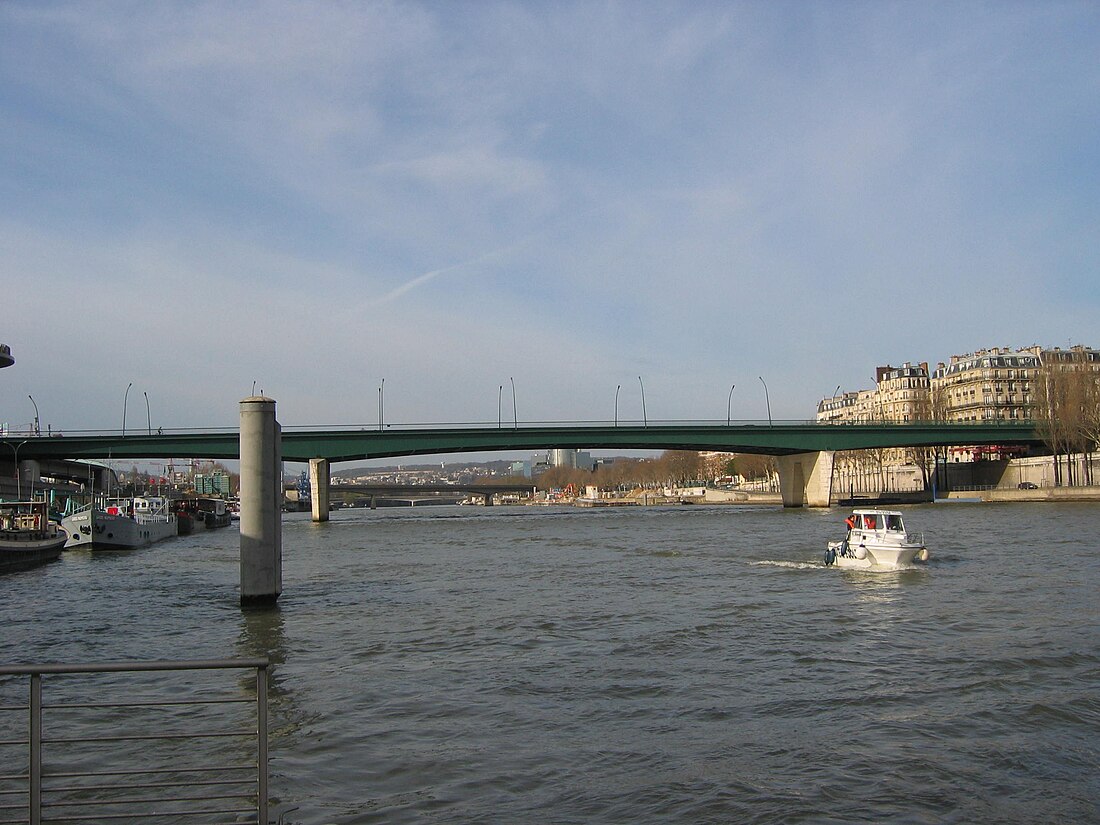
[62,496,177,550]
[825,509,928,570]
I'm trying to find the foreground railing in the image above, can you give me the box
[0,659,269,825]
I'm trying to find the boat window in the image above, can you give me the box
[864,515,876,529]
[886,515,902,531]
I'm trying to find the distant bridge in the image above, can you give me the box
[326,482,535,506]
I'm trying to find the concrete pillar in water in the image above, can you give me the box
[239,396,282,607]
[310,458,330,522]
[777,451,835,508]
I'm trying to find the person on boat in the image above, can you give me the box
[864,515,876,529]
[845,514,856,533]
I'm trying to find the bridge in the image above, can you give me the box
[4,419,1042,508]
[4,417,1044,512]
[3,399,1045,606]
[1,420,1042,463]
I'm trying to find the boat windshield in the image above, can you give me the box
[886,514,904,532]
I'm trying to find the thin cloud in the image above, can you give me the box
[1,2,1098,429]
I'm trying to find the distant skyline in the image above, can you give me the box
[3,2,1098,438]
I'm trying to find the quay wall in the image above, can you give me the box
[942,486,1100,503]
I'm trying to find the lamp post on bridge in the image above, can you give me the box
[498,385,503,428]
[378,379,385,431]
[28,396,40,436]
[615,384,621,427]
[727,384,736,426]
[510,377,517,429]
[122,382,133,437]
[144,391,151,436]
[759,376,772,426]
[638,376,647,427]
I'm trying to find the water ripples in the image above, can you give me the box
[1,503,1098,823]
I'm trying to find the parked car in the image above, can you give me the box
[1017,481,1038,489]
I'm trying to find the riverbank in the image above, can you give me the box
[940,485,1100,503]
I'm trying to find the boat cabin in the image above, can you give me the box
[849,510,905,533]
[0,501,50,535]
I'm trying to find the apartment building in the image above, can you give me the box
[815,348,1098,426]
[816,363,930,424]
[930,348,1040,423]
[816,345,1099,470]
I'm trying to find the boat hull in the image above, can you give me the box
[0,536,66,574]
[827,540,925,570]
[62,510,177,550]
[1,501,66,573]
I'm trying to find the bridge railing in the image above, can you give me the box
[0,658,269,825]
[0,417,1039,439]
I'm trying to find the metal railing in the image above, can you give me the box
[4,417,1043,438]
[0,659,269,825]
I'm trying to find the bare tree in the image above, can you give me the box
[1034,353,1094,486]
[1079,366,1100,485]
[661,451,704,485]
[906,384,948,492]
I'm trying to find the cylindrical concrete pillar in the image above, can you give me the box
[240,396,282,607]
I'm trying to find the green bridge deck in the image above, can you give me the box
[3,421,1044,464]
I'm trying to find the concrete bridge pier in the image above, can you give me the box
[239,396,282,608]
[777,451,835,508]
[309,458,330,522]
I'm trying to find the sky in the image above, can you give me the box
[3,1,1099,441]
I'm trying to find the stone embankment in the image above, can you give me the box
[702,489,783,505]
[941,486,1100,503]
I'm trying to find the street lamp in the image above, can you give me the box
[727,384,736,426]
[144,391,151,436]
[498,385,503,428]
[28,395,40,436]
[378,379,385,431]
[122,382,133,436]
[615,384,621,427]
[638,376,647,427]
[759,376,772,426]
[510,377,517,429]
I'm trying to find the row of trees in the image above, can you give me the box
[1033,353,1100,486]
[529,451,777,493]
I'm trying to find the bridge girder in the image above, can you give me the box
[2,423,1044,465]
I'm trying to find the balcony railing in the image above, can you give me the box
[0,658,269,825]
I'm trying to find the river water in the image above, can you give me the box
[1,502,1098,824]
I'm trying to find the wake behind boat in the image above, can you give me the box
[825,509,929,570]
[62,495,177,550]
[0,500,66,574]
